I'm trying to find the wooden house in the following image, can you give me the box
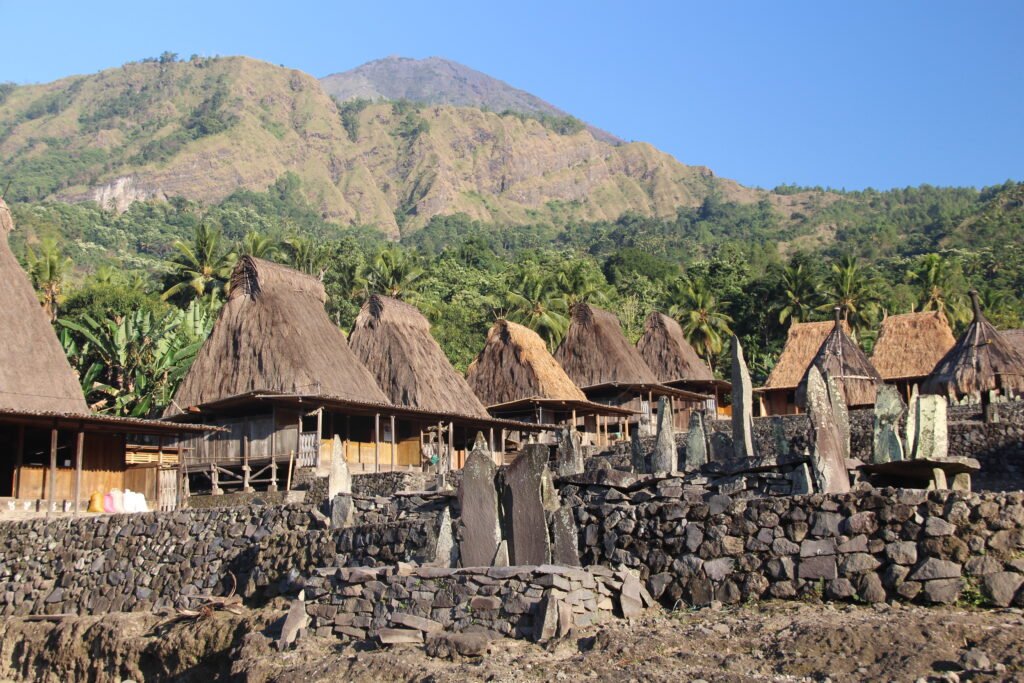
[870,310,956,400]
[636,312,731,417]
[465,319,633,447]
[553,303,708,438]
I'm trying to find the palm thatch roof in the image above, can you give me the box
[870,310,956,381]
[166,257,389,416]
[922,291,1024,399]
[798,309,882,407]
[1001,329,1024,359]
[0,198,89,414]
[554,303,660,388]
[466,319,587,406]
[763,320,847,391]
[349,294,491,418]
[636,311,716,383]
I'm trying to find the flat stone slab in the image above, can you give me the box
[501,445,551,566]
[860,457,980,478]
[377,628,425,645]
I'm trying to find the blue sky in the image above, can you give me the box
[1,0,1020,190]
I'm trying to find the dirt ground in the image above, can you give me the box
[1,600,1023,682]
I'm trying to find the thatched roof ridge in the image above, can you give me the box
[166,256,389,416]
[870,310,956,381]
[922,291,1024,398]
[466,319,587,406]
[554,303,660,388]
[764,320,848,390]
[636,311,715,383]
[0,198,89,413]
[799,310,882,407]
[349,294,491,418]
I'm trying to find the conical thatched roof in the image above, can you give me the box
[636,312,715,383]
[554,303,659,388]
[798,309,882,407]
[870,310,956,381]
[166,257,389,416]
[467,319,587,406]
[1001,329,1024,359]
[764,320,845,391]
[922,291,1024,399]
[349,294,491,418]
[0,198,89,413]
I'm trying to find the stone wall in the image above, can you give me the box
[565,480,1024,608]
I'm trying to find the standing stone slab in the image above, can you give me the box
[905,385,919,459]
[684,411,708,471]
[873,384,906,464]
[331,494,353,528]
[630,430,647,474]
[790,463,813,495]
[652,397,677,475]
[328,436,352,499]
[500,444,551,566]
[549,505,582,567]
[912,395,948,460]
[825,374,851,461]
[556,428,584,476]
[804,366,851,494]
[731,336,755,459]
[458,443,502,567]
[430,507,457,567]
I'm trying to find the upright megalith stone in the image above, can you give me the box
[458,439,502,567]
[731,336,755,459]
[652,397,676,474]
[873,384,906,464]
[684,411,707,471]
[911,394,948,460]
[556,428,584,476]
[331,494,353,528]
[905,385,919,458]
[630,429,647,474]
[328,435,352,499]
[825,374,851,461]
[500,444,551,565]
[548,505,581,567]
[804,366,851,494]
[430,507,457,567]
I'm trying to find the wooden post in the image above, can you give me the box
[448,421,454,470]
[211,465,221,495]
[374,413,381,473]
[315,408,324,468]
[390,415,397,471]
[489,427,495,455]
[437,421,443,471]
[242,430,251,492]
[73,430,84,516]
[624,416,630,439]
[47,427,58,515]
[269,457,279,491]
[286,449,296,491]
[14,426,24,499]
[177,432,186,509]
[157,436,164,467]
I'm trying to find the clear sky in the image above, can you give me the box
[1,0,1020,191]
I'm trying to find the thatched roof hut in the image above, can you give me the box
[636,312,715,383]
[349,294,491,418]
[798,309,882,407]
[922,291,1024,399]
[166,257,389,416]
[1001,329,1024,359]
[554,303,660,388]
[870,311,956,382]
[0,198,89,414]
[763,320,845,392]
[467,319,587,406]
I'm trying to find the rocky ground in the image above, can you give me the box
[1,599,1022,682]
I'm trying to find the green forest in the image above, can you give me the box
[10,174,1024,417]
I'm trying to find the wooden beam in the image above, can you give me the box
[14,425,24,499]
[73,430,84,517]
[489,427,494,456]
[374,413,381,473]
[448,421,454,471]
[242,428,251,492]
[390,414,397,471]
[177,432,185,509]
[47,427,58,515]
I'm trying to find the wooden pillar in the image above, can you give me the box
[47,427,58,515]
[177,432,186,509]
[315,408,324,467]
[499,429,506,465]
[437,421,443,470]
[242,430,251,492]
[624,415,629,439]
[571,409,577,430]
[488,427,495,455]
[448,421,454,470]
[14,426,24,499]
[390,414,397,470]
[374,413,381,473]
[211,465,221,495]
[269,457,279,491]
[157,436,165,467]
[73,430,84,516]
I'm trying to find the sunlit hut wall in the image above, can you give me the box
[796,309,882,409]
[349,294,505,467]
[756,320,841,416]
[870,310,956,401]
[465,319,632,448]
[923,291,1024,405]
[165,256,403,486]
[0,198,202,510]
[554,303,705,440]
[636,311,731,418]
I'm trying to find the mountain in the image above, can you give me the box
[0,55,824,239]
[320,56,622,144]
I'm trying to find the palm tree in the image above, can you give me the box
[240,231,279,260]
[906,253,966,324]
[360,246,425,300]
[668,277,733,365]
[819,255,879,335]
[555,260,612,308]
[504,268,569,351]
[284,236,330,277]
[777,263,821,325]
[26,238,71,321]
[162,223,236,302]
